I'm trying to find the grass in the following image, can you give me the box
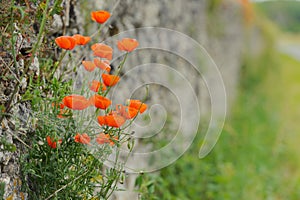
[137,54,300,200]
[273,53,300,199]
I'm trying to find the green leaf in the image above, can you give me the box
[0,182,5,200]
[135,175,143,188]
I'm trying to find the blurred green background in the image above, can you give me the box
[136,1,300,199]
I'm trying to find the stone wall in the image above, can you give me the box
[82,0,246,199]
[0,0,247,199]
[0,0,81,199]
[85,0,244,115]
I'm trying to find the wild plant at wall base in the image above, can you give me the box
[21,9,148,200]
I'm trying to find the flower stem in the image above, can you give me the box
[103,52,128,96]
[49,50,68,80]
[29,0,50,64]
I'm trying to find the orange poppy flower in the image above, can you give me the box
[46,136,62,149]
[72,34,91,45]
[102,74,120,87]
[94,58,111,72]
[89,80,107,92]
[116,104,139,119]
[97,114,126,128]
[96,133,118,146]
[96,133,111,144]
[91,43,113,60]
[55,36,77,50]
[128,99,147,113]
[106,115,126,127]
[97,116,106,126]
[82,60,96,72]
[74,133,90,145]
[91,10,111,24]
[125,107,139,119]
[89,94,111,109]
[117,38,139,52]
[62,95,90,110]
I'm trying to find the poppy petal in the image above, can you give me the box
[89,80,107,92]
[97,114,126,128]
[72,34,91,45]
[102,74,120,87]
[104,115,126,128]
[55,36,76,50]
[97,116,106,126]
[91,10,110,24]
[94,58,111,72]
[96,133,110,144]
[117,38,139,52]
[82,61,96,72]
[128,99,147,113]
[46,136,57,149]
[63,95,90,110]
[91,43,113,60]
[74,133,90,144]
[89,94,111,109]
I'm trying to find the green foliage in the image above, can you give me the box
[21,111,108,199]
[19,53,135,199]
[50,0,64,16]
[207,0,223,13]
[0,137,16,152]
[135,173,164,200]
[256,1,300,33]
[20,73,126,199]
[0,182,4,200]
